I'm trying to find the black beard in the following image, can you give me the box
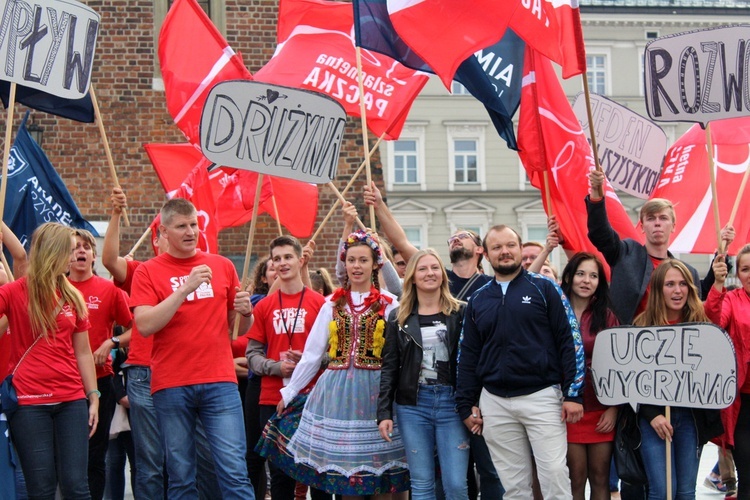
[492,260,521,277]
[450,246,474,264]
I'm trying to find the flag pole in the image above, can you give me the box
[90,86,130,227]
[705,123,723,253]
[326,183,366,230]
[233,174,264,339]
[581,74,604,199]
[270,195,283,236]
[355,46,377,228]
[0,82,17,228]
[310,133,385,241]
[127,226,155,257]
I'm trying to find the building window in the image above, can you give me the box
[384,123,427,190]
[587,55,608,95]
[445,122,487,191]
[451,82,471,95]
[393,140,419,184]
[453,140,478,184]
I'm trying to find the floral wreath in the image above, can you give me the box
[340,230,385,268]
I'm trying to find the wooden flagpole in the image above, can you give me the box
[310,134,385,241]
[326,183,366,230]
[0,82,17,229]
[232,174,264,339]
[581,75,604,199]
[705,123,723,253]
[90,86,130,226]
[355,47,376,228]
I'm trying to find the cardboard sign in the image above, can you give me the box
[644,25,750,125]
[0,0,100,99]
[591,323,736,409]
[573,93,666,199]
[200,81,346,184]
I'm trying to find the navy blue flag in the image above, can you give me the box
[353,0,523,150]
[2,112,98,251]
[0,82,95,123]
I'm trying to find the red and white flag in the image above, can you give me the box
[386,0,520,88]
[651,117,750,255]
[255,0,428,140]
[510,0,586,79]
[518,49,640,264]
[158,0,252,145]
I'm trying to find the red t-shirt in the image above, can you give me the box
[130,251,240,394]
[115,260,152,367]
[247,288,325,405]
[0,278,92,405]
[71,275,132,378]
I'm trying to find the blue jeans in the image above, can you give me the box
[126,366,165,499]
[638,407,700,500]
[153,382,254,500]
[9,399,90,499]
[396,385,470,500]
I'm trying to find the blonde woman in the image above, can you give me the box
[378,248,469,499]
[0,223,99,499]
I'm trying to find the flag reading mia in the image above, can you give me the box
[3,112,97,250]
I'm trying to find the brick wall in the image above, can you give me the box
[0,0,383,277]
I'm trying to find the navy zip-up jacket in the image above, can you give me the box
[456,269,584,421]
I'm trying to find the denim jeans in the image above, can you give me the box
[638,407,699,500]
[396,385,470,500]
[9,399,91,499]
[153,382,254,500]
[90,375,116,500]
[126,366,165,499]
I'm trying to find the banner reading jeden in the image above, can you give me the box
[644,24,750,125]
[200,81,346,184]
[591,323,736,410]
[0,0,99,99]
[573,93,666,199]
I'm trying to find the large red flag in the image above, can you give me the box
[254,0,428,140]
[158,0,253,145]
[651,117,750,255]
[518,49,640,263]
[510,0,586,79]
[386,0,520,89]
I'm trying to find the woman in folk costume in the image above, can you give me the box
[259,230,409,499]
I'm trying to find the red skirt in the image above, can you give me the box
[566,409,615,444]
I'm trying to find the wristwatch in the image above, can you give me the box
[111,336,121,348]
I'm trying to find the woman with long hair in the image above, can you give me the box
[261,230,408,499]
[0,222,99,499]
[708,243,750,499]
[377,248,468,499]
[559,252,618,500]
[634,259,723,500]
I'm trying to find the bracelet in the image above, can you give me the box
[86,389,101,399]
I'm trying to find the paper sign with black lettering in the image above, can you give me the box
[591,323,736,409]
[573,93,666,199]
[200,81,346,184]
[644,24,750,125]
[0,0,100,99]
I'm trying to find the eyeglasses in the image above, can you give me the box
[447,232,473,245]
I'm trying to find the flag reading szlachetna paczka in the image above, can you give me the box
[3,112,98,251]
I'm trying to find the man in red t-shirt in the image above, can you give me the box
[130,198,254,499]
[247,235,326,500]
[69,228,132,500]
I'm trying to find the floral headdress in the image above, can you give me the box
[340,230,384,269]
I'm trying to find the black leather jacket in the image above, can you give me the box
[376,304,466,423]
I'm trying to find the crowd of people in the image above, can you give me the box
[0,170,748,500]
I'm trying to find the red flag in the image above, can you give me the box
[158,0,253,145]
[651,117,750,255]
[386,0,520,89]
[510,0,586,79]
[518,49,640,263]
[254,0,428,140]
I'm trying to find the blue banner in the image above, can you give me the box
[3,112,98,250]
